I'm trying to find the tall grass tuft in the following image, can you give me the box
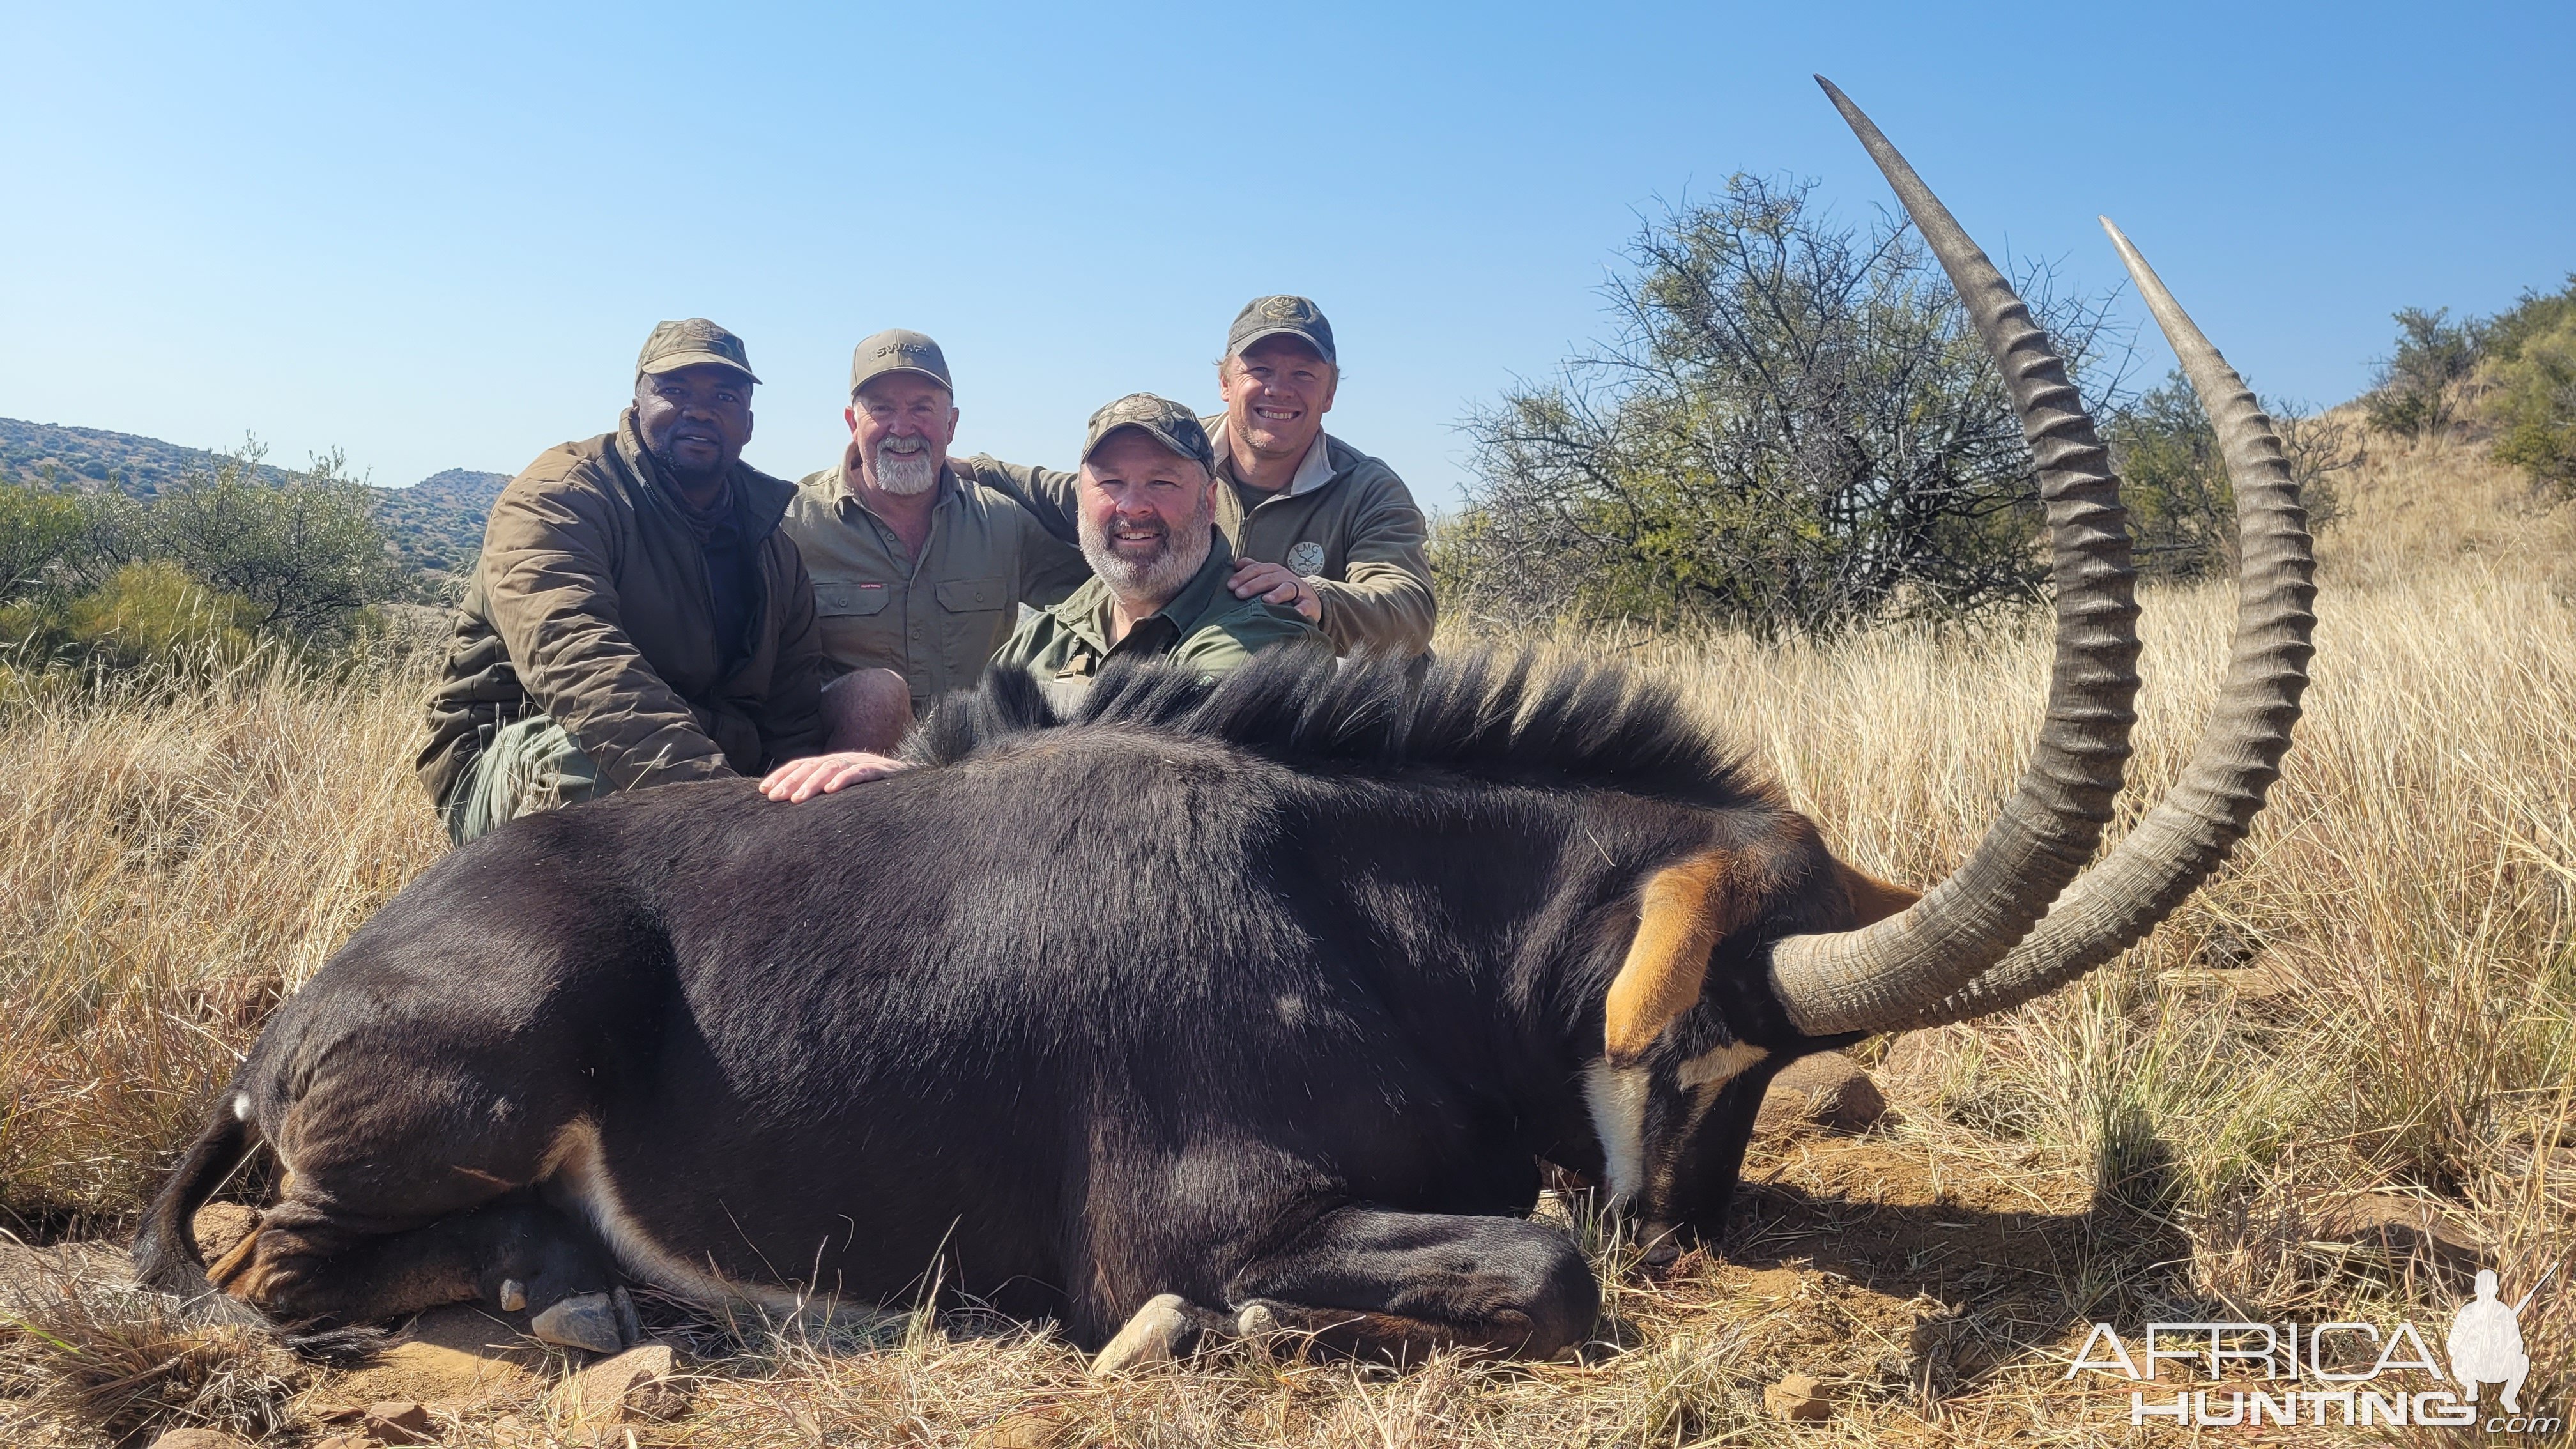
[0,644,443,1236]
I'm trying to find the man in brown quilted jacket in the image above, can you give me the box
[417,318,839,845]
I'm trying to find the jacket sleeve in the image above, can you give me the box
[756,539,831,764]
[1311,470,1438,657]
[961,454,1084,548]
[479,471,734,789]
[1011,499,1093,608]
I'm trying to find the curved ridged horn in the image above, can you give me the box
[1883,221,2319,1029]
[1763,79,2142,1037]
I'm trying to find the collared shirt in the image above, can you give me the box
[990,531,1322,686]
[779,459,1089,710]
[1222,429,1337,508]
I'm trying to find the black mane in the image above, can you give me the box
[907,644,1761,809]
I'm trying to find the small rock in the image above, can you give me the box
[974,1409,1071,1449]
[190,1202,259,1262]
[147,1430,253,1449]
[546,1342,691,1428]
[531,1291,625,1353]
[305,1401,366,1424]
[1757,1054,1888,1134]
[314,1438,374,1449]
[365,1399,436,1444]
[1765,1372,1834,1422]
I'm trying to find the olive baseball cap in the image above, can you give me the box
[636,318,760,384]
[1082,393,1215,471]
[849,329,954,397]
[1226,295,1336,365]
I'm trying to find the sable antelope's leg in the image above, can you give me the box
[213,1195,613,1333]
[1218,1208,1599,1363]
[210,1052,605,1332]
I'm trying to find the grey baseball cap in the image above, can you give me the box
[636,318,760,384]
[1082,393,1215,471]
[1226,295,1336,365]
[849,329,954,397]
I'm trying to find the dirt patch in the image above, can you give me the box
[326,1305,555,1407]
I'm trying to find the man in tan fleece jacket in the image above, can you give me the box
[964,295,1436,659]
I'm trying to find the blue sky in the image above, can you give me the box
[4,2,2567,508]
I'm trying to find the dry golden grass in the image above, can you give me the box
[1,432,2570,1445]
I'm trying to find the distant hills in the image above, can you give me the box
[0,417,505,578]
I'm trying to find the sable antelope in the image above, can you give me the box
[134,79,2314,1368]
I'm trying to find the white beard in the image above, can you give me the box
[1082,500,1214,611]
[871,445,939,496]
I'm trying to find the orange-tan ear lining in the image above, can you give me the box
[1602,851,1751,1066]
[1839,864,1921,926]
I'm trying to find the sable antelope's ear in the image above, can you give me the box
[1603,851,1753,1067]
[1839,862,1921,926]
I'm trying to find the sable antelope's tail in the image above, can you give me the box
[130,1089,388,1363]
[130,1092,256,1307]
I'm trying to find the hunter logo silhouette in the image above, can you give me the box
[2450,1266,2551,1413]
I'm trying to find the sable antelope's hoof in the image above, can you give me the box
[1091,1293,1192,1375]
[1639,1220,1685,1268]
[530,1292,624,1354]
[613,1286,642,1346]
[1236,1301,1283,1344]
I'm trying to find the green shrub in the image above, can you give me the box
[1448,174,2124,637]
[2105,371,2355,580]
[2363,306,2485,440]
[4,562,261,673]
[2477,276,2576,496]
[140,446,407,641]
[0,483,86,601]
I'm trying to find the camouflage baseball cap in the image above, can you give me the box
[849,329,954,397]
[1082,393,1215,471]
[636,318,760,384]
[1225,295,1336,365]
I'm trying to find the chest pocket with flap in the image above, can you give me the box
[935,577,1008,613]
[815,581,891,616]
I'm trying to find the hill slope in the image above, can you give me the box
[0,417,504,577]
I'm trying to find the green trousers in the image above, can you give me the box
[440,716,607,846]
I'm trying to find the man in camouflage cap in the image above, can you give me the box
[965,295,1434,658]
[988,393,1321,689]
[772,328,1087,765]
[419,318,854,840]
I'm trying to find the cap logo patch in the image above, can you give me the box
[1259,296,1308,322]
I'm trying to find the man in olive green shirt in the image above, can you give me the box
[992,394,1321,689]
[779,329,1089,752]
[963,295,1434,659]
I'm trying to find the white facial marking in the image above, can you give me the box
[1582,1059,1652,1205]
[1676,1041,1768,1094]
[232,1092,252,1122]
[1650,1042,1772,1202]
